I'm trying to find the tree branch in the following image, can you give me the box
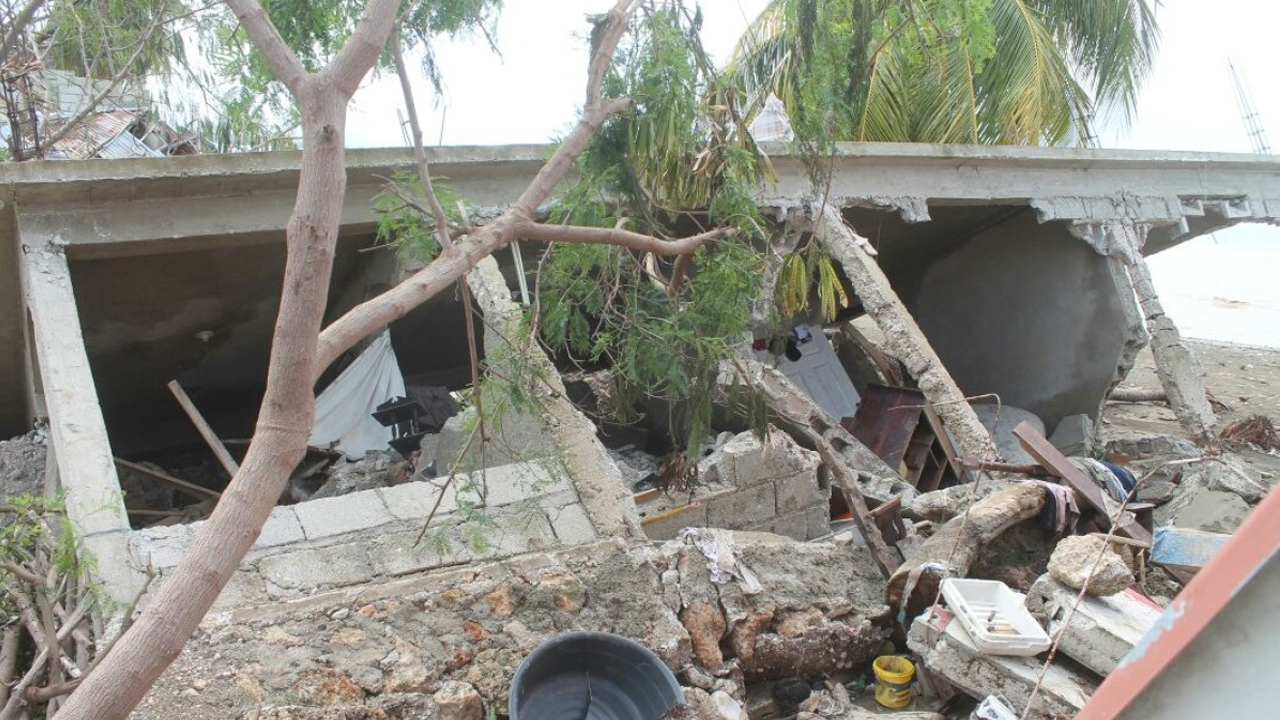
[585,0,635,109]
[390,27,453,251]
[0,0,45,65]
[517,221,734,255]
[327,0,402,97]
[514,96,632,214]
[316,89,633,376]
[223,0,308,95]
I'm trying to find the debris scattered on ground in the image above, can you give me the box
[0,428,46,501]
[1025,574,1162,676]
[907,606,1094,720]
[1218,414,1279,452]
[310,450,410,500]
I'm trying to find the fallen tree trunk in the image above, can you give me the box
[887,481,1045,621]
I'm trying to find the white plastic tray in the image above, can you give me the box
[940,578,1051,657]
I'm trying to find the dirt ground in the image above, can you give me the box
[1104,339,1280,480]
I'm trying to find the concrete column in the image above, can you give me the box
[814,204,998,462]
[464,256,644,540]
[1113,224,1217,441]
[16,217,144,603]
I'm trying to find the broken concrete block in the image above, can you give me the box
[972,404,1044,465]
[1047,534,1133,596]
[707,483,777,528]
[1155,487,1251,533]
[258,542,375,596]
[435,406,554,474]
[369,525,472,577]
[311,450,409,499]
[130,523,194,570]
[1180,458,1270,504]
[907,609,1094,720]
[477,461,571,507]
[1048,414,1094,457]
[293,488,394,539]
[378,477,459,521]
[1136,479,1178,505]
[857,473,918,506]
[775,472,825,514]
[701,429,820,489]
[257,506,306,548]
[1025,574,1163,676]
[543,500,598,545]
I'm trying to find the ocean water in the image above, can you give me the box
[1147,223,1280,349]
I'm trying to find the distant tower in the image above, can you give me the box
[1228,59,1271,154]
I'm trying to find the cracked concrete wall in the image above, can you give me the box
[464,256,644,540]
[129,462,598,615]
[907,210,1130,430]
[127,531,889,719]
[640,428,830,542]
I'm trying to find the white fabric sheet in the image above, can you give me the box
[309,331,407,459]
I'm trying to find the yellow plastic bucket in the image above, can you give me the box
[872,655,915,709]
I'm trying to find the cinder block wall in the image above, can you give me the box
[129,461,598,615]
[641,428,829,541]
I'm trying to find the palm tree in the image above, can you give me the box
[725,0,1159,145]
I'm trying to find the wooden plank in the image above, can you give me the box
[632,487,663,505]
[847,384,925,470]
[639,502,701,527]
[167,380,240,477]
[114,457,221,501]
[1014,421,1124,527]
[832,463,902,578]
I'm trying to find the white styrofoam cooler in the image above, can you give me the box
[940,578,1051,657]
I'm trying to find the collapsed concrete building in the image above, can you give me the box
[1,143,1278,718]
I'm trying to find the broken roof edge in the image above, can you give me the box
[3,141,1278,203]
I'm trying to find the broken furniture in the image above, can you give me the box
[844,384,963,493]
[372,396,432,456]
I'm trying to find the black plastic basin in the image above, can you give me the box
[508,631,684,720]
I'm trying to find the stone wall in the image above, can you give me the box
[129,462,598,615]
[128,531,889,720]
[640,428,830,542]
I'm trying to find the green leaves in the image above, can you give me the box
[725,0,1158,146]
[371,170,462,265]
[533,2,774,455]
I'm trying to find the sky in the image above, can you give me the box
[345,0,1280,348]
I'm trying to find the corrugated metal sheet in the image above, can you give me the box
[95,128,162,159]
[47,110,160,160]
